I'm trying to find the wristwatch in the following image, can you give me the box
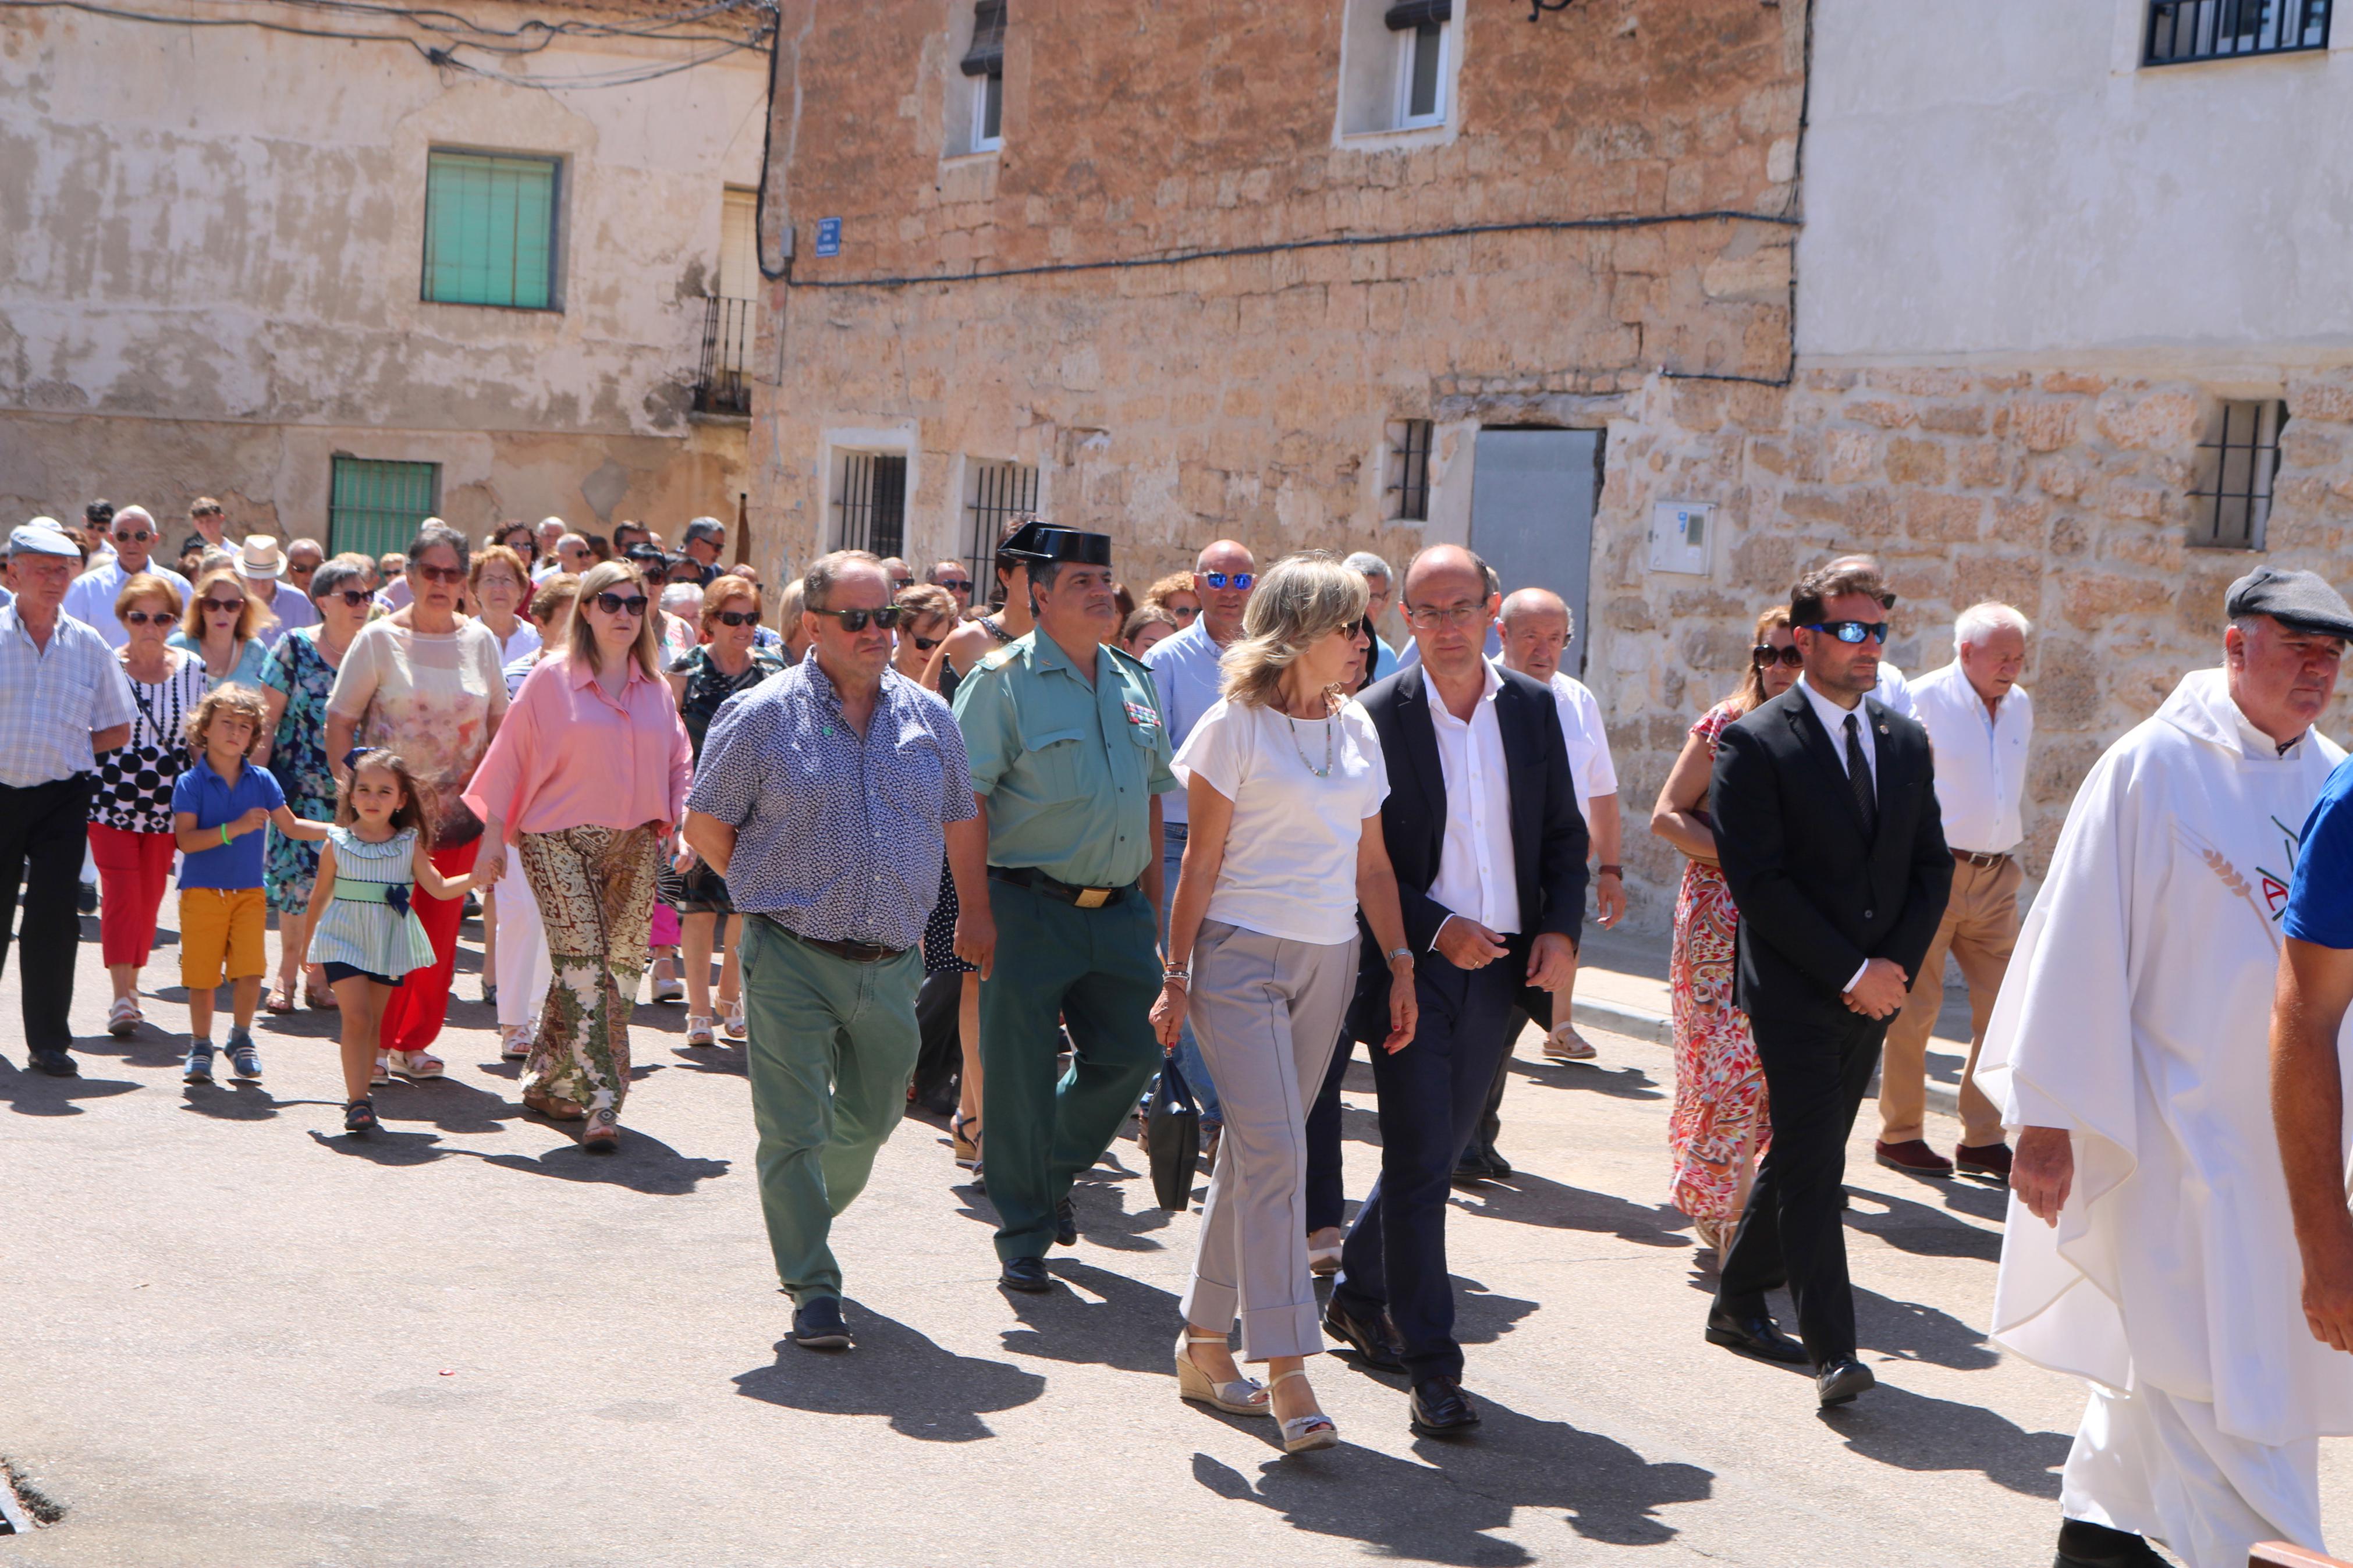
[1598,864,1624,879]
[1386,946,1414,966]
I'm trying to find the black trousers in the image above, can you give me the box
[1333,954,1518,1382]
[0,774,95,1057]
[1470,990,1552,1162]
[1714,1007,1886,1367]
[1303,1030,1354,1233]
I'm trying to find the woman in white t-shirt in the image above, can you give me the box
[1151,552,1418,1456]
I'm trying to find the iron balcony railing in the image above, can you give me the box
[693,294,755,415]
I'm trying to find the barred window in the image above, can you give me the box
[329,457,439,561]
[835,453,908,559]
[2145,0,2330,65]
[1386,419,1434,522]
[965,460,1038,599]
[2188,399,2285,551]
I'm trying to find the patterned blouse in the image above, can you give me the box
[260,627,344,913]
[669,644,785,760]
[91,650,207,835]
[325,617,507,846]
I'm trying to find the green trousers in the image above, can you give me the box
[740,916,922,1303]
[978,877,1165,1261]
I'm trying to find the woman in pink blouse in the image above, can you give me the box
[466,561,693,1152]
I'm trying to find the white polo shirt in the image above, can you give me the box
[1908,660,2031,855]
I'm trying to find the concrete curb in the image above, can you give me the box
[1570,994,1965,1121]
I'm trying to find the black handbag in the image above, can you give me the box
[1145,1057,1202,1211]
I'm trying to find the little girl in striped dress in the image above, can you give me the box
[305,750,485,1132]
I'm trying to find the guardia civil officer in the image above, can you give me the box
[952,522,1177,1293]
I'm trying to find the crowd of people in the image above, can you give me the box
[8,492,2353,1566]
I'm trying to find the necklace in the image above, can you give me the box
[1284,706,1336,778]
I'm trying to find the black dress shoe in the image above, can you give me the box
[1323,1297,1406,1371]
[999,1256,1052,1293]
[1408,1377,1480,1437]
[1704,1306,1809,1364]
[1054,1195,1078,1248]
[1483,1147,1511,1177]
[1450,1154,1490,1188]
[2055,1517,2166,1567]
[1815,1357,1875,1406]
[791,1295,851,1350]
[29,1049,79,1078]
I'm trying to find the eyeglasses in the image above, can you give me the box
[1403,603,1487,629]
[326,589,372,608]
[713,609,761,628]
[1200,571,1254,592]
[911,633,944,652]
[122,609,171,625]
[1751,643,1803,669]
[201,596,246,614]
[1170,603,1199,621]
[810,605,904,632]
[111,529,152,545]
[193,508,223,519]
[593,592,650,617]
[888,576,914,591]
[412,563,466,586]
[1804,620,1889,645]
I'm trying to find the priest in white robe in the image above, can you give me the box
[1975,566,2353,1568]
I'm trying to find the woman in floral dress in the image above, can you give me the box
[1648,606,1798,1254]
[255,557,374,1011]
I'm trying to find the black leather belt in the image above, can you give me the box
[1951,848,2011,868]
[988,865,1135,909]
[771,920,906,964]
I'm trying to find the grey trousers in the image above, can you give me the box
[1179,919,1357,1360]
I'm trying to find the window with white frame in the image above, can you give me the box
[1336,0,1458,140]
[1392,3,1449,127]
[954,0,1006,156]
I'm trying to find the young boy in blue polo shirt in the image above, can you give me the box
[171,687,329,1083]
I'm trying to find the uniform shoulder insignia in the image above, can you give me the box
[1105,645,1152,678]
[973,646,1018,675]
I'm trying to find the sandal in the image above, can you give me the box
[500,1023,534,1061]
[686,1014,716,1047]
[1174,1330,1269,1417]
[721,997,747,1040]
[1269,1369,1339,1453]
[305,979,338,1010]
[582,1107,620,1152]
[385,1050,444,1080]
[264,986,297,1015]
[523,1089,586,1121]
[343,1097,377,1133]
[107,996,142,1037]
[951,1113,983,1169]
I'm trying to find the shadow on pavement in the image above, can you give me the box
[1845,1185,2003,1263]
[1511,1058,1664,1103]
[1446,1168,1691,1249]
[0,1057,140,1115]
[1852,1283,1997,1370]
[178,1080,340,1120]
[370,1077,528,1136]
[999,1257,1183,1374]
[1447,1275,1541,1349]
[1820,1378,2068,1497]
[1193,1389,1712,1561]
[307,1118,730,1193]
[1066,1162,1170,1250]
[732,1304,1046,1441]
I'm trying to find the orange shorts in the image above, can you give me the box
[179,886,267,991]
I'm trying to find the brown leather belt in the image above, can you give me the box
[988,865,1135,909]
[777,923,906,964]
[1951,848,2012,868]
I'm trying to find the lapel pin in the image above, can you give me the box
[1878,724,1889,734]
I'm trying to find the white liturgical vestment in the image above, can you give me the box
[1977,667,2353,1448]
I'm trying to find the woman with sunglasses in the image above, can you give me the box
[1647,605,1798,1257]
[662,574,783,1045]
[890,584,957,691]
[90,573,211,1036]
[1144,570,1203,631]
[325,522,508,1082]
[168,567,274,692]
[251,557,374,1013]
[467,561,693,1150]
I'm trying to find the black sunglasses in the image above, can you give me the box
[811,605,903,632]
[201,596,246,614]
[594,592,650,617]
[937,578,971,592]
[911,633,943,652]
[112,528,154,544]
[326,589,372,608]
[1751,643,1803,669]
[713,609,761,628]
[122,609,171,625]
[1804,620,1889,645]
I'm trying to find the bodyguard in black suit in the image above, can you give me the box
[1705,563,1952,1407]
[1325,546,1588,1437]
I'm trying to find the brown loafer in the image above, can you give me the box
[1872,1138,1954,1176]
[523,1090,586,1122]
[1955,1141,2013,1181]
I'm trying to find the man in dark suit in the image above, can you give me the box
[1705,561,1952,1407]
[1323,544,1588,1437]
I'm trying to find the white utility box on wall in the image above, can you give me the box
[1648,500,1713,575]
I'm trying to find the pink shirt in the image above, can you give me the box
[463,653,692,840]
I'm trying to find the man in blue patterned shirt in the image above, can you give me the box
[684,550,991,1352]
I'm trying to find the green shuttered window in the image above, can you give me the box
[423,150,559,310]
[329,457,440,562]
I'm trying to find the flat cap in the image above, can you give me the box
[2226,564,2353,641]
[9,519,79,557]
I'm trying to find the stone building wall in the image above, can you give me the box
[750,0,1805,584]
[1590,364,2353,917]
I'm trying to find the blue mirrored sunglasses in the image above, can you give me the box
[1201,571,1254,591]
[1805,620,1889,645]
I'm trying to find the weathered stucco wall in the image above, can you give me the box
[0,0,768,531]
[749,0,1805,585]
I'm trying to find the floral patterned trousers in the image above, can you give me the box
[517,823,662,1117]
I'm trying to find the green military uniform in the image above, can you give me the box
[953,624,1176,1264]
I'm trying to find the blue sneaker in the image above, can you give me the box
[183,1041,215,1084]
[226,1028,262,1080]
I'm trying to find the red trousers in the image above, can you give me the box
[89,823,177,968]
[378,838,480,1055]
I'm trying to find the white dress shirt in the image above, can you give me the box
[1427,657,1520,938]
[1908,660,2031,855]
[1797,675,1879,994]
[61,559,191,648]
[1143,618,1234,828]
[1873,659,1917,720]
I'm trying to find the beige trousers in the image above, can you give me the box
[1879,851,2019,1148]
